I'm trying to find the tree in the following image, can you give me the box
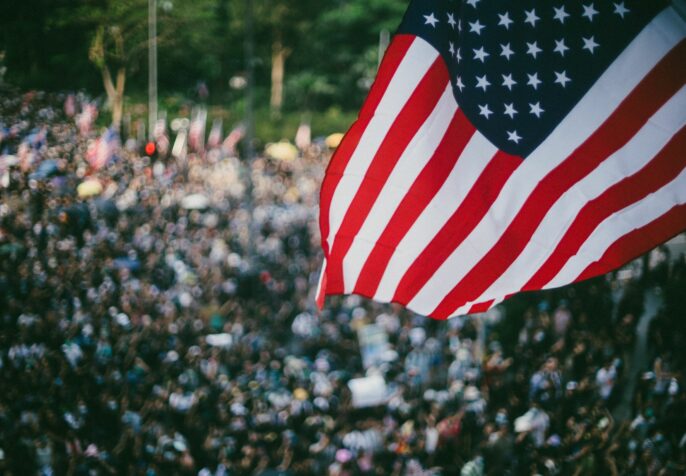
[0,0,99,91]
[89,26,126,130]
[252,0,327,116]
[86,0,148,131]
[307,0,406,109]
[0,0,407,119]
[155,0,234,96]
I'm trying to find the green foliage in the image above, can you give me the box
[285,72,336,110]
[0,0,407,112]
[0,0,99,90]
[252,106,357,145]
[288,0,406,110]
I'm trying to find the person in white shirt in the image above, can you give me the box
[596,360,617,401]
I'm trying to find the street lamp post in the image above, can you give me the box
[244,0,255,168]
[243,0,257,262]
[148,0,158,140]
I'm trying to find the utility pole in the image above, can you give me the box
[244,0,257,262]
[244,0,255,163]
[148,0,158,140]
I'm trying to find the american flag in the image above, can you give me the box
[207,119,223,149]
[318,0,686,319]
[87,128,119,171]
[188,108,207,153]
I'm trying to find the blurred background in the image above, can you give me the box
[0,0,406,143]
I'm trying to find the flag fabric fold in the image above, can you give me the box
[318,0,686,319]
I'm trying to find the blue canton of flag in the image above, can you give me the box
[398,0,668,156]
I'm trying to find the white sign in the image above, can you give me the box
[348,375,387,408]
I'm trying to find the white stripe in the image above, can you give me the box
[407,8,685,316]
[462,85,686,309]
[451,303,477,318]
[452,303,473,317]
[547,167,686,288]
[373,132,498,303]
[325,39,439,251]
[315,258,327,303]
[342,85,457,293]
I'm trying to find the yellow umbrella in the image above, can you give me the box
[265,141,298,162]
[293,388,309,401]
[325,132,344,149]
[77,179,103,198]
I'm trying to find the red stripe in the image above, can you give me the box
[467,300,494,315]
[392,150,522,304]
[319,35,415,258]
[325,57,450,293]
[430,40,686,319]
[575,204,686,282]
[524,127,686,291]
[353,110,476,297]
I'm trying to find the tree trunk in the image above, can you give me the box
[113,67,126,131]
[270,38,289,116]
[100,65,126,131]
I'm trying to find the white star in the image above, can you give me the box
[473,46,489,63]
[456,76,465,92]
[424,13,439,28]
[475,75,491,91]
[504,103,518,119]
[554,70,571,87]
[613,2,630,18]
[553,6,570,24]
[502,74,517,90]
[466,0,480,8]
[449,41,455,55]
[469,20,485,35]
[500,43,514,60]
[478,104,493,119]
[554,39,569,56]
[497,12,513,29]
[507,130,522,144]
[582,36,599,53]
[526,41,542,58]
[456,48,462,63]
[527,73,542,90]
[582,3,599,21]
[447,12,457,28]
[529,102,544,118]
[524,9,540,27]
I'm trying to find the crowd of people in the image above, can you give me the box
[1,87,685,475]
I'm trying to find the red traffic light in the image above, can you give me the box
[145,142,156,156]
